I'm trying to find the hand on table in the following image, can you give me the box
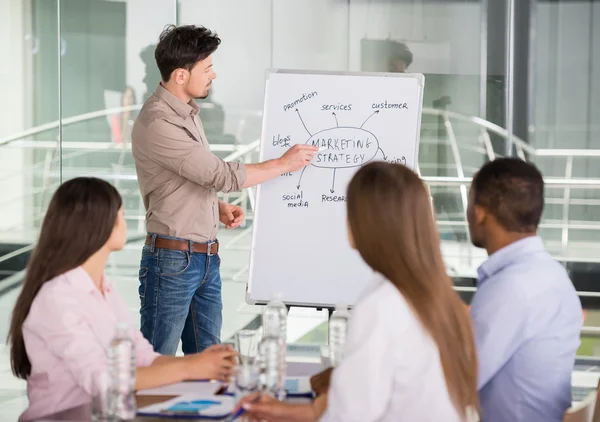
[234,393,316,422]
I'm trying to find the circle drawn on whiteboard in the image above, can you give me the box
[294,109,406,193]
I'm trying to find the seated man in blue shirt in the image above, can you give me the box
[467,158,582,422]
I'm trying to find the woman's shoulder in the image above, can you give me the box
[357,273,411,313]
[37,267,86,296]
[24,268,88,326]
[352,273,416,334]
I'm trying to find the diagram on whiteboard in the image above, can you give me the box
[265,78,420,212]
[292,107,407,193]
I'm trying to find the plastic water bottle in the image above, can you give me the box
[259,293,288,399]
[258,335,284,399]
[108,322,136,420]
[329,303,351,367]
[263,292,287,341]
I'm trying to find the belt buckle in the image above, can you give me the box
[206,242,213,256]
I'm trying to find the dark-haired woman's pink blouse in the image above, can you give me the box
[19,267,159,421]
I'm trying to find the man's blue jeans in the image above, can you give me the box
[138,233,222,355]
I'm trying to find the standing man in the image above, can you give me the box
[467,158,582,422]
[132,25,317,355]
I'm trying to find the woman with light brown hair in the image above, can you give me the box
[238,161,479,421]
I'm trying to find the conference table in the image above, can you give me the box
[37,394,314,421]
[35,361,320,421]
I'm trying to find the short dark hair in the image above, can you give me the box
[154,25,221,82]
[472,158,544,233]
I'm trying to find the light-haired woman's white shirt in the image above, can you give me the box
[320,273,464,422]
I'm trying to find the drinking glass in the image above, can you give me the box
[91,371,111,421]
[232,363,260,402]
[236,329,259,365]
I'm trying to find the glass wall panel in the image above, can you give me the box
[3,2,600,416]
[0,0,59,246]
[0,1,61,417]
[54,0,177,326]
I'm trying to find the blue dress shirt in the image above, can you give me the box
[471,236,582,422]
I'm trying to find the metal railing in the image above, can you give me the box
[0,105,141,147]
[3,105,600,350]
[2,105,600,267]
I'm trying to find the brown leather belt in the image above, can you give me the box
[145,236,219,255]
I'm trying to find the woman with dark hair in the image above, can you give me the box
[238,162,479,422]
[8,177,235,421]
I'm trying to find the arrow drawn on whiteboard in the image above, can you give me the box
[330,168,337,193]
[332,112,339,127]
[296,167,307,190]
[378,147,388,160]
[295,109,311,136]
[360,110,380,128]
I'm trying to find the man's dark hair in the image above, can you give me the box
[154,25,221,82]
[472,158,544,233]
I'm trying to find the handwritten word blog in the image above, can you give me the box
[273,134,291,148]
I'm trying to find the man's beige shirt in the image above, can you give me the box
[132,84,247,243]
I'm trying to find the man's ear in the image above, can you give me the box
[172,68,188,85]
[474,204,487,227]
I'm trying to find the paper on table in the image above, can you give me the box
[137,393,235,418]
[224,376,313,397]
[285,376,313,396]
[137,380,223,396]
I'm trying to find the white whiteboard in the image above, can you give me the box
[247,69,424,307]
